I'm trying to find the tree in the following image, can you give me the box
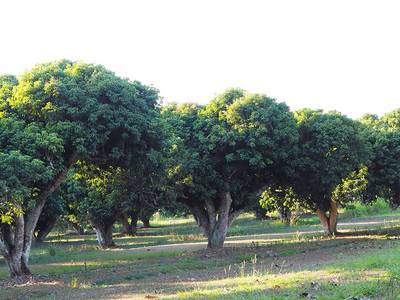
[0,60,159,276]
[259,186,299,225]
[164,89,298,248]
[292,110,370,235]
[381,108,400,130]
[363,109,400,210]
[74,137,167,246]
[33,191,66,244]
[75,165,122,248]
[0,150,52,276]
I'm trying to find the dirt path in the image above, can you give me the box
[122,215,400,255]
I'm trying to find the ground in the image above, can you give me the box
[1,215,400,299]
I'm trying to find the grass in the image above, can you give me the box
[175,267,397,299]
[340,198,397,219]
[1,201,400,299]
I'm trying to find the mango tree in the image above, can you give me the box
[293,109,370,236]
[0,60,158,276]
[259,186,299,225]
[164,89,298,248]
[77,149,166,247]
[363,109,400,210]
[33,190,67,244]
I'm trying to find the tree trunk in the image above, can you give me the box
[316,201,340,236]
[118,211,138,236]
[93,223,115,248]
[68,221,85,235]
[0,151,80,277]
[390,188,400,211]
[207,186,233,248]
[34,218,57,244]
[140,215,151,228]
[188,180,243,249]
[277,207,292,225]
[0,211,31,277]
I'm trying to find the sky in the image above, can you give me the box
[1,0,400,119]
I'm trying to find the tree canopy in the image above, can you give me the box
[292,109,371,235]
[0,60,160,276]
[164,89,299,248]
[1,59,400,278]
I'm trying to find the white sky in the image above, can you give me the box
[1,0,399,119]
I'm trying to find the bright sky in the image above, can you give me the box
[1,0,399,119]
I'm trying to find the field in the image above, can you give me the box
[1,202,400,299]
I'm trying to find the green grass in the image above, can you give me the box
[340,198,397,219]
[175,269,398,299]
[1,202,400,299]
[326,243,400,272]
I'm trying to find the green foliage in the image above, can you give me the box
[332,165,368,203]
[1,60,160,225]
[166,88,299,215]
[293,109,371,212]
[73,165,121,229]
[7,59,159,162]
[381,108,400,131]
[260,187,298,213]
[198,90,298,173]
[46,243,60,257]
[340,198,394,219]
[358,113,381,129]
[0,74,18,114]
[0,150,50,223]
[0,60,162,277]
[365,125,400,207]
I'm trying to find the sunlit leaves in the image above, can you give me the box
[0,151,51,222]
[199,90,297,172]
[164,89,299,215]
[260,186,298,213]
[332,165,368,203]
[0,60,160,227]
[381,108,400,132]
[6,60,159,161]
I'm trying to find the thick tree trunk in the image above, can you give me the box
[0,211,31,277]
[191,203,243,249]
[118,211,138,236]
[205,196,243,248]
[0,151,80,277]
[207,186,232,248]
[316,201,340,236]
[34,218,57,244]
[93,223,115,248]
[188,179,243,249]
